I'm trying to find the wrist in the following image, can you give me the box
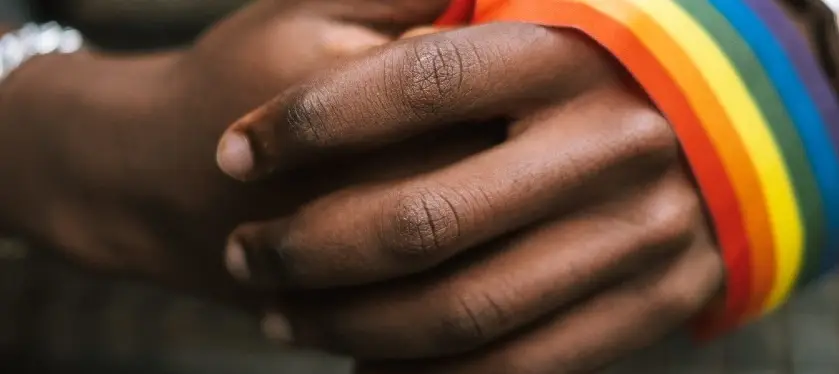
[0,49,188,126]
[0,50,188,233]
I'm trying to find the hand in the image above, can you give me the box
[0,0,460,303]
[221,23,725,372]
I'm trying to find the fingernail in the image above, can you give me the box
[225,240,251,282]
[323,26,390,56]
[262,312,294,343]
[400,26,450,39]
[217,131,254,180]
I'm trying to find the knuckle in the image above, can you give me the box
[284,87,339,149]
[389,187,463,260]
[651,287,705,323]
[616,106,679,164]
[648,245,724,320]
[655,258,722,319]
[642,176,702,248]
[659,278,707,317]
[397,38,474,117]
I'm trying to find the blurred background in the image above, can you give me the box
[0,239,352,374]
[1,0,838,373]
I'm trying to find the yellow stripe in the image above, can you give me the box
[627,0,802,311]
[580,0,766,319]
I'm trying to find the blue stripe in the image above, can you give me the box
[710,0,839,283]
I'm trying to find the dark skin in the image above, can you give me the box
[0,0,821,372]
[217,21,722,373]
[0,0,465,305]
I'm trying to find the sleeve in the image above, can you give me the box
[436,0,839,340]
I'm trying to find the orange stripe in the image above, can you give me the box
[470,0,772,329]
[476,0,510,18]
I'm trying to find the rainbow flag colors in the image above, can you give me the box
[436,0,839,338]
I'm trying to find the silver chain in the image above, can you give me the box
[0,22,84,81]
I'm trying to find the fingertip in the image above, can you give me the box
[323,24,392,56]
[262,311,295,344]
[217,130,256,181]
[225,239,252,282]
[399,26,448,39]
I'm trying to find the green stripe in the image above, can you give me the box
[674,0,825,285]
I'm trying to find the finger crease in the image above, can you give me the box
[421,198,441,250]
[457,295,487,341]
[439,193,462,240]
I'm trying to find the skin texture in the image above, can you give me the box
[0,0,821,373]
[218,20,724,374]
[0,0,457,306]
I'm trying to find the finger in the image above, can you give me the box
[260,0,451,34]
[216,22,616,180]
[357,234,724,374]
[283,166,704,359]
[300,0,451,33]
[227,87,678,288]
[400,26,452,39]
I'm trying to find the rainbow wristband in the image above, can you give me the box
[436,0,839,338]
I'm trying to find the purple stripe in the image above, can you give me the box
[742,0,839,150]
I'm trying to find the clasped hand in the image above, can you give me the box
[214,2,724,373]
[0,0,724,372]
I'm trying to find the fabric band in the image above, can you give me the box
[436,0,839,337]
[741,0,839,281]
[692,0,825,308]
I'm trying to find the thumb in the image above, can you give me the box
[304,0,455,35]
